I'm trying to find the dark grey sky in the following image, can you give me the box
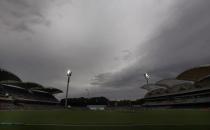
[0,0,210,100]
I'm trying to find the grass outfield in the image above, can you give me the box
[0,109,210,130]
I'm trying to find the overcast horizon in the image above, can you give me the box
[1,0,210,100]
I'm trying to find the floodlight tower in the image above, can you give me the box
[65,69,72,108]
[144,73,150,85]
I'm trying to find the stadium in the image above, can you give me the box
[0,67,210,130]
[141,65,210,108]
[0,68,62,109]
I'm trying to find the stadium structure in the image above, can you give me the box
[141,65,210,108]
[0,68,62,109]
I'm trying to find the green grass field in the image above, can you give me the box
[0,109,210,130]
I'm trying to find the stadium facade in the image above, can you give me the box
[141,65,210,108]
[0,68,62,109]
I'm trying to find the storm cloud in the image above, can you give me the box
[0,0,209,99]
[91,0,210,98]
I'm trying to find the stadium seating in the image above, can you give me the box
[0,68,62,109]
[141,65,210,108]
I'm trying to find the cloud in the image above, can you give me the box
[0,0,51,32]
[92,0,210,92]
[1,0,210,99]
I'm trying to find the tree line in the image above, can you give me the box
[60,97,144,107]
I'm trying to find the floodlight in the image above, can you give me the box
[144,73,150,80]
[67,69,72,76]
[144,73,150,85]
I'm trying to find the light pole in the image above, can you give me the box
[65,69,72,108]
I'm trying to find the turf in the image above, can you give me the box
[0,109,210,130]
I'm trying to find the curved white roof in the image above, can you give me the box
[156,79,194,88]
[141,84,167,91]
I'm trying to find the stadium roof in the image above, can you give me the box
[0,68,62,94]
[156,79,194,88]
[2,82,62,94]
[22,82,44,89]
[176,65,210,81]
[42,87,63,94]
[2,82,44,89]
[0,68,22,82]
[31,87,63,94]
[142,79,196,97]
[141,84,167,91]
[142,65,210,98]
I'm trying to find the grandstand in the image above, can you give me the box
[0,68,62,109]
[141,65,210,108]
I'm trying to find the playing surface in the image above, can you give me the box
[0,109,210,130]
